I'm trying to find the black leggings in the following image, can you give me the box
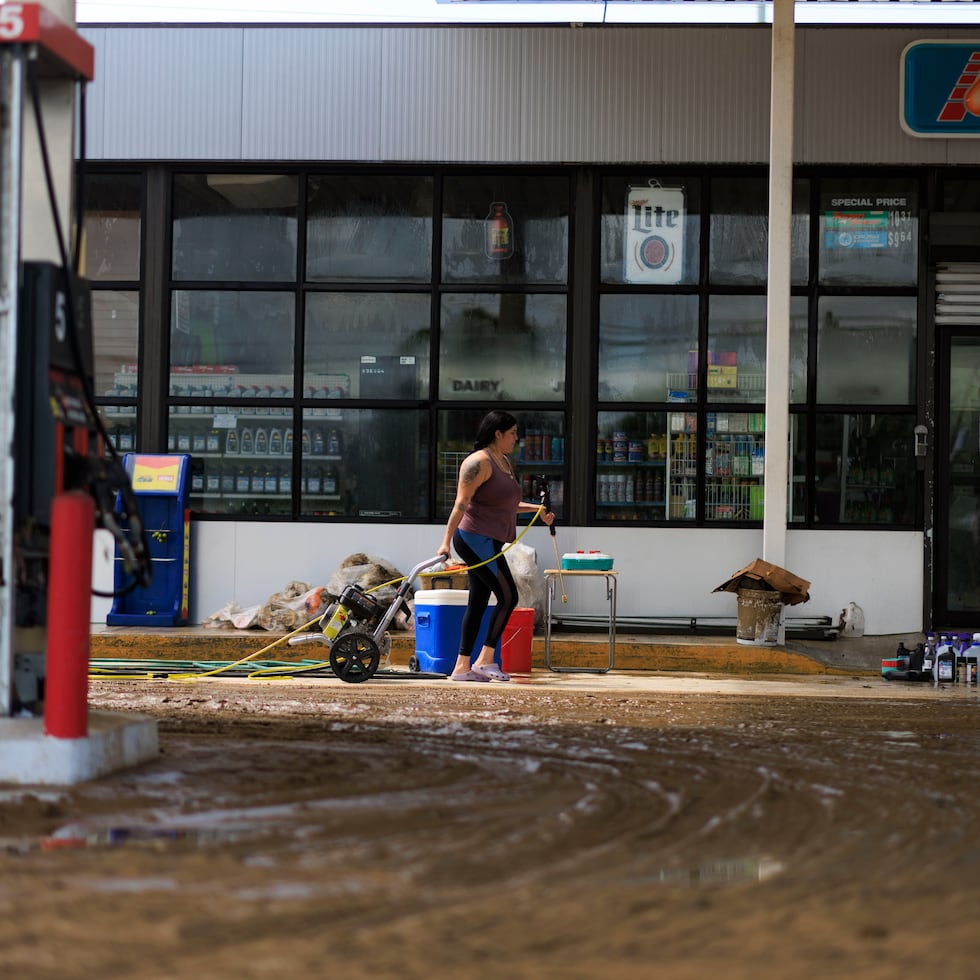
[452,531,519,658]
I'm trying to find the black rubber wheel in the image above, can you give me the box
[408,655,420,673]
[329,632,381,683]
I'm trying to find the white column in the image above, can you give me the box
[763,0,795,572]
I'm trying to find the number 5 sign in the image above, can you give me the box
[0,3,93,80]
[0,3,27,40]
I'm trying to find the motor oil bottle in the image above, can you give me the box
[965,633,980,687]
[921,633,936,678]
[934,634,955,686]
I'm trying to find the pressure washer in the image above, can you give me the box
[286,554,447,683]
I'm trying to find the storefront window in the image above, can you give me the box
[83,173,141,282]
[307,175,433,283]
[170,290,294,378]
[816,296,916,405]
[706,295,808,404]
[818,179,918,286]
[597,294,698,401]
[172,173,298,282]
[814,413,916,525]
[92,290,140,414]
[442,175,568,284]
[439,293,566,402]
[709,176,809,286]
[305,293,430,399]
[600,176,701,286]
[300,408,429,519]
[436,409,565,521]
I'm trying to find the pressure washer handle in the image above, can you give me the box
[540,483,556,537]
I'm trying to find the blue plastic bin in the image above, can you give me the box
[413,589,501,674]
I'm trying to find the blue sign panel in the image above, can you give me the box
[902,40,980,138]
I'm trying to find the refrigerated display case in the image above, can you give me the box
[595,412,668,522]
[665,411,766,521]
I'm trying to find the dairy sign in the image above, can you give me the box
[624,185,685,284]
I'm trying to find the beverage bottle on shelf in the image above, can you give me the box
[225,429,239,454]
[264,465,277,494]
[327,428,341,455]
[921,632,936,678]
[307,465,322,495]
[236,465,250,494]
[251,467,265,495]
[221,463,235,495]
[279,465,292,495]
[269,428,283,455]
[324,469,338,495]
[255,428,269,455]
[313,430,325,455]
[284,428,293,455]
[240,428,254,454]
[206,466,220,494]
[206,428,221,453]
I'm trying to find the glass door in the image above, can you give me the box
[935,332,980,627]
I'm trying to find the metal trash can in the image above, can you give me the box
[735,588,783,645]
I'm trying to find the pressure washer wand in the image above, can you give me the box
[540,481,567,603]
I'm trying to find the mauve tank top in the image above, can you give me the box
[459,453,521,543]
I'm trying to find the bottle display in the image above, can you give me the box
[170,393,345,517]
[594,412,668,522]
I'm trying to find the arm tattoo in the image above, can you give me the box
[460,458,483,485]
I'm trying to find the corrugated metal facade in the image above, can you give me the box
[79,24,980,165]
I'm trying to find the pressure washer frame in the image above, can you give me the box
[287,554,446,683]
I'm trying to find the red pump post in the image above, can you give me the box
[43,490,95,738]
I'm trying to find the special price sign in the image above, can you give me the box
[624,185,685,284]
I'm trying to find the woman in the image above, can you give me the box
[438,410,554,682]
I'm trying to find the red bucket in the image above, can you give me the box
[501,607,534,674]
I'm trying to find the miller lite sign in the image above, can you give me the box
[624,185,685,284]
[901,40,980,138]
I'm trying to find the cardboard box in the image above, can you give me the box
[712,558,811,606]
[688,350,737,372]
[707,365,738,388]
[418,565,469,590]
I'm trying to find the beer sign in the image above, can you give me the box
[624,184,685,284]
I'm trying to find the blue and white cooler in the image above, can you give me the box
[413,589,501,674]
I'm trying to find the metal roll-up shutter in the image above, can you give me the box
[936,263,980,326]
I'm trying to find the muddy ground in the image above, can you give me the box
[1,672,978,979]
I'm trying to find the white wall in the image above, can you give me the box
[92,522,924,636]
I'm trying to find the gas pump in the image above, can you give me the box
[0,5,150,724]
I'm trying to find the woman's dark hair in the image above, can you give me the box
[473,410,518,450]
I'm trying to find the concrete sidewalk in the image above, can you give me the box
[89,624,912,677]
